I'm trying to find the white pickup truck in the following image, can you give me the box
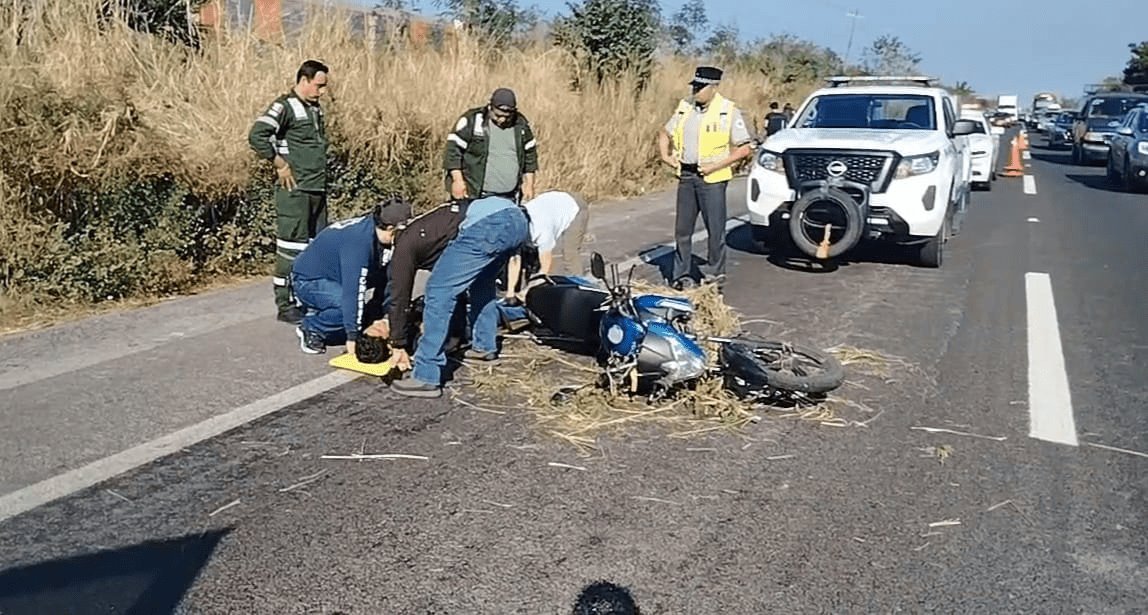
[747,76,978,268]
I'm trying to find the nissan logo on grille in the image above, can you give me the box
[826,160,848,177]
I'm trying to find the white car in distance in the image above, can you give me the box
[958,109,999,190]
[745,75,979,268]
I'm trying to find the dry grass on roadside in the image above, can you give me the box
[0,0,815,330]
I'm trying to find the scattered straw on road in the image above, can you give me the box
[458,279,907,452]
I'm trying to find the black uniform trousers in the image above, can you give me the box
[274,188,328,313]
[672,164,727,284]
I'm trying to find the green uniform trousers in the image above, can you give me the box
[274,188,328,312]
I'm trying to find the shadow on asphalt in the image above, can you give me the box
[1029,148,1076,166]
[1065,174,1123,193]
[0,528,231,614]
[724,224,924,272]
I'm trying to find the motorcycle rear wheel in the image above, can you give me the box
[720,337,845,395]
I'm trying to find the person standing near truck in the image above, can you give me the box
[657,65,754,290]
[248,59,331,324]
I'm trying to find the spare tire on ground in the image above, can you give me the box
[787,186,864,260]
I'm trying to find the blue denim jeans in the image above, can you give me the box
[411,206,529,386]
[291,274,347,345]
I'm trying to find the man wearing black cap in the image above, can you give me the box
[658,65,754,290]
[443,87,539,203]
[290,196,412,356]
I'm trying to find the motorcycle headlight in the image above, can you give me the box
[756,149,785,173]
[1138,141,1148,156]
[894,151,939,179]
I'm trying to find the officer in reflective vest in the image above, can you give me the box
[658,65,754,290]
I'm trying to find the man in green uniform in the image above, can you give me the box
[248,59,331,324]
[443,87,538,202]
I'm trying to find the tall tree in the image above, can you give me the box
[435,0,538,47]
[861,35,922,76]
[704,22,740,65]
[552,0,662,90]
[1123,41,1148,86]
[666,0,707,56]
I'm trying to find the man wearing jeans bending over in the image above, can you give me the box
[390,196,530,399]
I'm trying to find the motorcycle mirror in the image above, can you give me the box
[590,252,606,279]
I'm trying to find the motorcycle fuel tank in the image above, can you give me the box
[600,311,647,359]
[633,294,694,323]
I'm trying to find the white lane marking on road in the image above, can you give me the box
[1022,150,1031,160]
[0,370,360,523]
[1027,217,1039,223]
[1023,175,1037,195]
[1025,272,1078,447]
[625,214,749,270]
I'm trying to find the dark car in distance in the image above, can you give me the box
[1072,92,1148,164]
[1046,111,1077,149]
[1106,104,1148,192]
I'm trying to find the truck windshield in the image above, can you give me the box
[795,94,936,130]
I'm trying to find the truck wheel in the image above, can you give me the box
[787,187,864,260]
[917,217,946,268]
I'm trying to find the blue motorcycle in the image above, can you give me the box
[502,252,845,404]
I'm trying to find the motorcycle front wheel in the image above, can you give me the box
[719,337,845,395]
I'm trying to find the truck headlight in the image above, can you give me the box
[756,149,785,173]
[894,151,939,179]
[1084,132,1107,143]
[1138,141,1148,156]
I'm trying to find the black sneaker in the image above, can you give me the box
[701,273,726,286]
[391,376,443,398]
[295,326,326,354]
[464,348,500,364]
[278,306,303,324]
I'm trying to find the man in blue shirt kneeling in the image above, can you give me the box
[290,197,412,356]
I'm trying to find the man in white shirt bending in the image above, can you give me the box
[504,190,589,302]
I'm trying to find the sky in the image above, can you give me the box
[354,0,1146,108]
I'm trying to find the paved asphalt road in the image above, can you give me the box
[1,132,1146,614]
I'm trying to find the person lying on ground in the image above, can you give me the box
[504,190,590,303]
[390,196,531,399]
[290,197,411,356]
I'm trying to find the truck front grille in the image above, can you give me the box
[784,150,896,192]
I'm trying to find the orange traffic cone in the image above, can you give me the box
[1000,137,1024,177]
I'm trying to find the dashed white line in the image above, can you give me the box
[0,370,361,523]
[1025,272,1078,446]
[1022,150,1032,160]
[1023,175,1037,195]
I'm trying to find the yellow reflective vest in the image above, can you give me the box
[670,92,737,184]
